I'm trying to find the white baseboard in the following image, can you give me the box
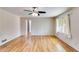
[32,34,54,36]
[0,34,21,46]
[55,33,79,51]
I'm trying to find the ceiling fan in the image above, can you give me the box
[24,7,46,16]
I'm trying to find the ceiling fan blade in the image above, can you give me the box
[38,11,46,13]
[24,10,32,12]
[28,13,32,15]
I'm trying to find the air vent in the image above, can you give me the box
[2,39,7,43]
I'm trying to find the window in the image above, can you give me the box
[56,14,71,38]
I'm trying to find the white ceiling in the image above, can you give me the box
[0,7,71,17]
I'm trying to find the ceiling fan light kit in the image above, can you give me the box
[32,12,38,16]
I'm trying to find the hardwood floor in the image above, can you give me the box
[0,35,77,52]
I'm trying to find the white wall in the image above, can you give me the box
[31,17,55,35]
[20,18,26,35]
[0,9,21,45]
[56,8,79,51]
[20,17,55,36]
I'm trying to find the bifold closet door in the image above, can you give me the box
[25,20,28,36]
[28,20,32,36]
[26,20,31,37]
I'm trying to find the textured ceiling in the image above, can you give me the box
[0,7,71,17]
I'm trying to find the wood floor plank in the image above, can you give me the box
[0,35,77,52]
